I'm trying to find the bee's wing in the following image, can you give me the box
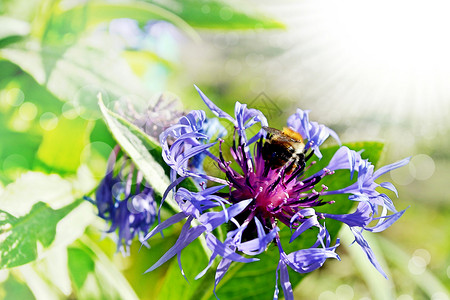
[262,126,298,142]
[262,126,283,135]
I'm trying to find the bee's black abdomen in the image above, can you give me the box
[262,141,293,169]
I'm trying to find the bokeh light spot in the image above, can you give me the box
[413,248,431,265]
[19,102,37,121]
[112,182,126,201]
[246,53,263,67]
[3,154,28,178]
[39,112,59,131]
[72,85,110,120]
[410,154,435,181]
[219,7,233,21]
[127,195,146,214]
[318,291,335,300]
[431,292,449,300]
[201,4,210,14]
[408,255,427,275]
[6,88,24,107]
[62,102,79,120]
[335,284,354,300]
[10,115,30,132]
[225,59,242,76]
[390,165,415,186]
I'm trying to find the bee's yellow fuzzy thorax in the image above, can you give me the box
[282,127,304,142]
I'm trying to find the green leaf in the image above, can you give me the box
[36,117,91,174]
[98,96,171,199]
[112,106,199,193]
[0,170,96,269]
[157,239,210,300]
[67,247,95,290]
[0,38,149,105]
[0,172,74,216]
[0,199,81,269]
[2,272,35,300]
[0,17,30,48]
[153,0,285,30]
[67,237,139,300]
[45,2,199,42]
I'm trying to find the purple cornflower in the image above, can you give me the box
[89,95,225,254]
[86,146,157,255]
[145,86,409,299]
[87,95,182,254]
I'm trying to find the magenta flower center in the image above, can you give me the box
[218,137,328,226]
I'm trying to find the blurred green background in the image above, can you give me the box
[0,0,448,299]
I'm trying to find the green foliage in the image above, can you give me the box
[67,238,139,300]
[0,16,30,48]
[98,97,171,199]
[0,170,96,272]
[68,247,95,290]
[0,200,81,269]
[0,39,149,104]
[2,274,35,300]
[37,117,91,173]
[157,239,210,299]
[152,0,285,30]
[48,2,199,41]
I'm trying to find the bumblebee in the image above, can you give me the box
[262,126,306,175]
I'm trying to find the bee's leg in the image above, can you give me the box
[275,158,296,188]
[285,155,306,184]
[305,150,314,162]
[263,163,271,177]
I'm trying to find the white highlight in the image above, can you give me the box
[261,0,450,132]
[410,154,436,181]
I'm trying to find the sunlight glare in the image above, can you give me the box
[264,0,450,133]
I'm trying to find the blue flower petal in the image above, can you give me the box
[373,157,411,179]
[143,211,187,241]
[144,217,206,273]
[379,181,399,197]
[284,242,340,273]
[350,228,387,278]
[206,233,258,263]
[279,261,294,300]
[214,258,233,299]
[194,85,234,122]
[289,215,319,243]
[322,202,372,228]
[238,218,279,255]
[368,208,408,233]
[199,199,253,231]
